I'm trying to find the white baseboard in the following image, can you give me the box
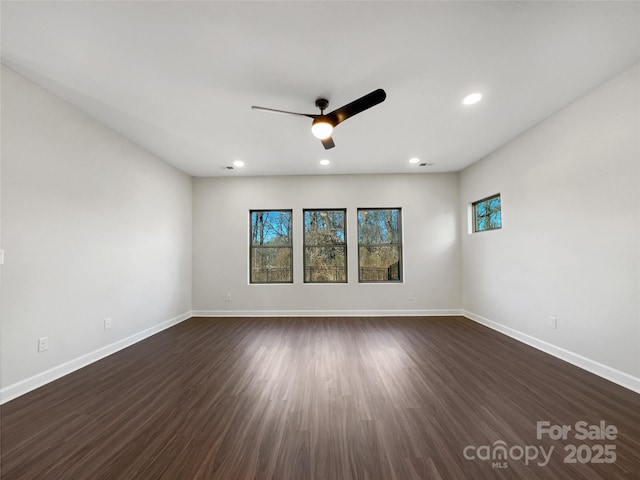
[0,311,192,405]
[462,310,640,394]
[191,309,463,317]
[6,309,634,404]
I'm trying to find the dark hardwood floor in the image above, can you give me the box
[1,316,639,479]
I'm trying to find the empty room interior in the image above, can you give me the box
[1,2,639,479]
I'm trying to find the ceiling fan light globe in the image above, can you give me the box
[311,120,333,140]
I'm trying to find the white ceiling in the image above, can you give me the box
[1,1,638,177]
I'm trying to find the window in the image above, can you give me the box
[473,194,501,232]
[303,209,347,283]
[357,208,402,282]
[250,210,292,283]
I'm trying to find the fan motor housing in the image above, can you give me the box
[315,98,329,112]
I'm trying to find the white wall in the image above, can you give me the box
[0,66,193,400]
[460,64,640,386]
[193,174,461,315]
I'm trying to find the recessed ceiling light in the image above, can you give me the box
[319,159,330,166]
[233,160,245,168]
[409,157,420,164]
[463,93,482,105]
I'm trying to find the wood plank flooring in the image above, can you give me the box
[1,316,639,479]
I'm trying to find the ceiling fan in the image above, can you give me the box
[251,89,386,149]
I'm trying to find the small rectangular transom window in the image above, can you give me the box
[472,194,502,232]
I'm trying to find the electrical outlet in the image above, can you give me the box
[226,293,232,302]
[104,317,112,330]
[549,316,557,329]
[38,336,49,353]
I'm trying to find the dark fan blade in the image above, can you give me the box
[251,106,317,118]
[326,89,386,126]
[321,136,335,149]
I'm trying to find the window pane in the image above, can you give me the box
[489,212,501,229]
[358,245,401,281]
[250,210,292,283]
[251,210,291,246]
[357,208,402,282]
[250,247,292,283]
[303,209,347,283]
[303,210,345,245]
[304,246,347,282]
[357,209,399,244]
